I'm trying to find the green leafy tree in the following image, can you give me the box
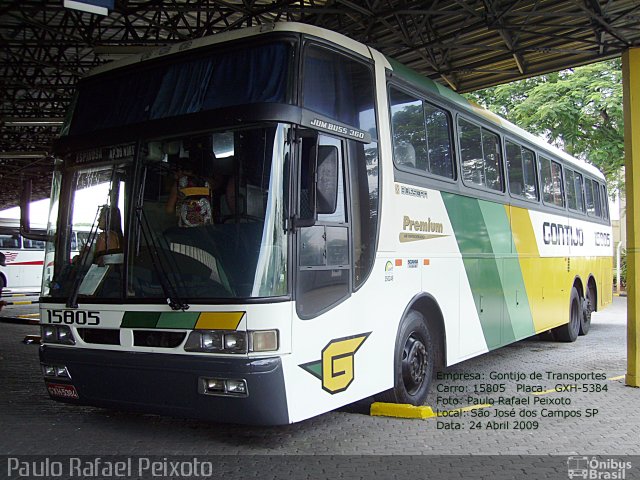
[466,59,623,192]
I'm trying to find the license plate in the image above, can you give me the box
[46,382,79,400]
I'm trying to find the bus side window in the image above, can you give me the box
[0,234,20,249]
[601,184,610,221]
[540,156,565,208]
[506,140,538,201]
[565,169,578,210]
[585,177,596,216]
[459,118,502,191]
[23,238,45,249]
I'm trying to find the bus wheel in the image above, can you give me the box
[553,287,581,342]
[379,311,434,405]
[580,287,594,336]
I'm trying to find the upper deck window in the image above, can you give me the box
[540,156,565,208]
[302,45,376,138]
[565,169,585,213]
[585,178,603,217]
[389,87,454,179]
[458,118,503,191]
[70,41,293,135]
[505,140,538,201]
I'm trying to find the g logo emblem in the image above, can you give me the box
[300,333,371,394]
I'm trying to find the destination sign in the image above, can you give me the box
[72,143,136,165]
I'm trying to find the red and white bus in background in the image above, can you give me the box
[0,218,88,295]
[0,218,47,294]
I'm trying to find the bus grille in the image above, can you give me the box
[133,331,186,348]
[77,328,120,345]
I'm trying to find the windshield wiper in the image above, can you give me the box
[135,206,190,311]
[66,207,101,308]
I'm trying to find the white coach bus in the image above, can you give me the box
[0,218,47,294]
[28,22,612,425]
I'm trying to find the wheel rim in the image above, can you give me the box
[401,333,428,395]
[571,296,581,333]
[585,292,593,322]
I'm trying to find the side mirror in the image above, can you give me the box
[316,145,338,215]
[20,179,49,242]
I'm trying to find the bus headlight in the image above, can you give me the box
[185,330,247,353]
[41,325,76,345]
[184,330,278,353]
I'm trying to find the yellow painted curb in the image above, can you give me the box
[608,375,625,381]
[370,402,493,419]
[370,402,436,419]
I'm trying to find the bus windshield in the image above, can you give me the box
[49,123,289,302]
[68,41,293,136]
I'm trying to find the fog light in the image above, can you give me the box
[198,377,248,397]
[55,366,70,378]
[225,379,247,395]
[43,365,56,377]
[203,378,225,394]
[250,330,278,352]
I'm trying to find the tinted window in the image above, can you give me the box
[389,87,454,179]
[573,172,585,212]
[601,184,610,221]
[459,119,484,186]
[0,234,20,249]
[425,103,454,178]
[458,118,502,191]
[72,42,293,135]
[349,140,378,289]
[565,169,579,211]
[521,148,538,200]
[592,180,602,217]
[23,238,46,249]
[390,89,427,170]
[585,178,596,216]
[303,45,376,138]
[540,156,564,207]
[506,140,538,200]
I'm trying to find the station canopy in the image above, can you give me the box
[1,0,640,209]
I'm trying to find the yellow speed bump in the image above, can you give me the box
[370,402,492,419]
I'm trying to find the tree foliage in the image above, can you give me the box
[465,59,623,191]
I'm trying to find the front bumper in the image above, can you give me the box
[40,345,289,425]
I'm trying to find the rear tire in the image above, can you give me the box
[579,286,594,336]
[553,287,581,342]
[377,311,434,405]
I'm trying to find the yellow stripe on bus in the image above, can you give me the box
[194,312,245,330]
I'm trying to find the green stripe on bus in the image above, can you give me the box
[442,193,518,348]
[479,202,534,341]
[121,312,161,328]
[157,312,199,329]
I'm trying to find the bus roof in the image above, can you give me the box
[88,21,604,181]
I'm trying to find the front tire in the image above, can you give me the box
[377,311,434,405]
[553,287,581,342]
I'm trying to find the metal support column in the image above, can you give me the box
[623,48,640,387]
